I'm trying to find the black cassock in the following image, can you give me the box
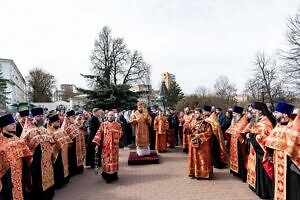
[211,134,227,169]
[53,151,69,188]
[68,137,84,176]
[148,111,157,150]
[15,121,23,137]
[29,144,55,200]
[287,157,300,200]
[249,133,273,199]
[86,116,100,168]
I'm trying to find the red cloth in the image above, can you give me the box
[167,128,176,147]
[262,159,274,180]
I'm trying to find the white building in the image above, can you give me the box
[69,94,88,111]
[0,59,27,104]
[31,100,71,112]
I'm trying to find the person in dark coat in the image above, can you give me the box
[148,107,157,150]
[167,108,179,148]
[85,108,103,168]
[16,109,30,137]
[216,107,227,134]
[224,110,233,149]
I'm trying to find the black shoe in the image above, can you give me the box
[189,175,195,179]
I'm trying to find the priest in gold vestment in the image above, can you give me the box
[265,102,299,200]
[130,101,152,156]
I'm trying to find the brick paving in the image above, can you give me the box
[54,147,260,200]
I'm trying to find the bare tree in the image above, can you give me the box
[122,50,150,85]
[194,86,211,98]
[88,26,150,86]
[214,75,237,109]
[245,51,295,106]
[27,68,56,102]
[281,12,300,91]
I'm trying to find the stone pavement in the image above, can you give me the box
[54,147,260,200]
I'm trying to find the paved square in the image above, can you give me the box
[54,148,260,200]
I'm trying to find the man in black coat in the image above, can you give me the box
[85,108,103,168]
[147,107,158,150]
[168,108,179,147]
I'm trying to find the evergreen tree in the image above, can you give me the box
[79,82,138,110]
[166,81,184,108]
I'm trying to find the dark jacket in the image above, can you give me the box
[168,113,179,129]
[88,116,100,139]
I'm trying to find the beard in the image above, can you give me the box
[232,115,241,124]
[36,119,44,127]
[7,130,16,134]
[53,125,60,130]
[277,116,288,125]
[196,116,202,120]
[276,116,282,123]
[108,117,114,122]
[249,114,259,125]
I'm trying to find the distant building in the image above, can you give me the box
[0,58,27,104]
[131,84,152,105]
[53,89,64,101]
[53,84,76,102]
[32,100,71,112]
[131,84,162,108]
[161,72,175,89]
[236,94,250,103]
[69,94,88,111]
[61,84,74,94]
[131,84,152,93]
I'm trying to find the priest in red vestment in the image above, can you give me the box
[0,114,33,200]
[93,111,122,183]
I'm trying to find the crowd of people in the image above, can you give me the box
[0,100,299,200]
[183,102,300,200]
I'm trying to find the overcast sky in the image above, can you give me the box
[0,0,299,94]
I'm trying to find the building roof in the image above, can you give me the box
[69,94,88,99]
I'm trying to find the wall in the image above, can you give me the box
[0,60,27,104]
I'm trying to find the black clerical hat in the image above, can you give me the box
[203,105,212,112]
[232,106,244,114]
[48,114,60,123]
[66,110,75,117]
[275,102,294,115]
[0,114,16,128]
[19,110,29,117]
[31,108,44,117]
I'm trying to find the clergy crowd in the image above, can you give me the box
[182,102,300,200]
[0,99,299,200]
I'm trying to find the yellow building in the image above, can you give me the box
[161,72,175,89]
